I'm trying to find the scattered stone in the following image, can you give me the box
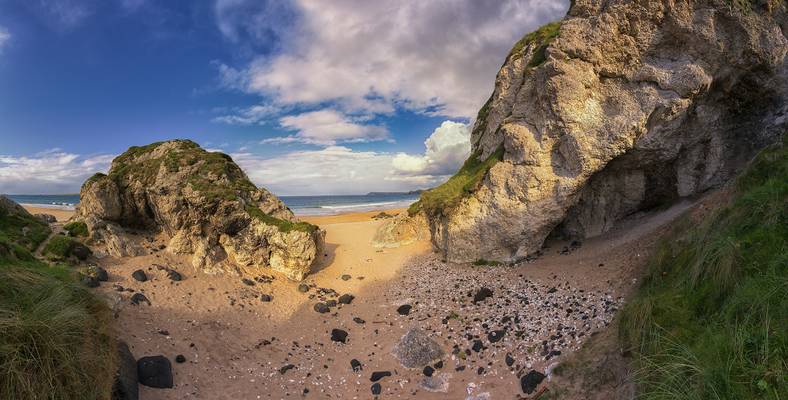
[371,382,381,395]
[520,370,546,394]
[260,294,272,302]
[326,299,337,307]
[331,329,348,343]
[241,278,255,286]
[434,360,444,369]
[370,371,391,382]
[313,303,330,313]
[137,355,173,389]
[82,275,100,288]
[338,294,354,304]
[505,353,515,367]
[279,364,296,374]
[167,270,182,281]
[392,328,444,368]
[350,359,362,372]
[353,317,366,324]
[420,372,451,393]
[131,270,147,282]
[487,329,506,343]
[175,355,186,364]
[471,340,483,353]
[473,287,493,303]
[397,304,412,315]
[297,283,310,293]
[89,265,109,282]
[341,274,351,281]
[423,366,434,377]
[130,293,150,306]
[72,244,92,260]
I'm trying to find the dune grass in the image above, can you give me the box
[619,137,787,399]
[42,235,78,261]
[63,221,88,237]
[1,202,117,399]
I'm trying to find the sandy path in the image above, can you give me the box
[24,201,697,398]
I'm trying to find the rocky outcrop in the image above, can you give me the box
[371,212,429,248]
[419,0,787,263]
[76,140,324,280]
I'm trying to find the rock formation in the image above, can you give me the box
[411,0,788,263]
[76,140,324,280]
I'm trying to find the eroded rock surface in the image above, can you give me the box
[76,140,324,280]
[419,0,788,263]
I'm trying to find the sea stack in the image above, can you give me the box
[76,139,324,280]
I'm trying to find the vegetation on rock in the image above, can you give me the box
[246,206,318,234]
[506,21,561,67]
[620,137,787,399]
[42,235,78,260]
[410,147,505,217]
[63,221,89,237]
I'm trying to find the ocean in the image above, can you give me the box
[5,193,419,216]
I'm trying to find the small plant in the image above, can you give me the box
[246,206,318,234]
[43,235,77,260]
[63,221,89,237]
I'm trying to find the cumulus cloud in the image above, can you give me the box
[269,109,390,145]
[392,121,471,176]
[212,104,281,125]
[0,27,8,53]
[0,150,114,194]
[216,0,568,119]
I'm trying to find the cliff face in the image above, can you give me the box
[77,140,324,280]
[421,0,787,263]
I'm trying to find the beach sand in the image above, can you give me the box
[21,200,698,398]
[21,205,76,223]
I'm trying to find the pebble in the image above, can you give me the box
[131,269,148,282]
[313,303,330,313]
[260,294,272,302]
[370,371,391,382]
[338,294,354,304]
[397,304,412,315]
[330,329,348,343]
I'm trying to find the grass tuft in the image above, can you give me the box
[42,235,77,261]
[246,206,318,234]
[620,136,788,399]
[63,221,89,237]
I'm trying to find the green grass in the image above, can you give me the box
[620,136,788,399]
[63,221,88,237]
[0,262,117,399]
[0,206,51,254]
[506,21,561,67]
[246,206,318,234]
[42,235,78,261]
[413,146,505,217]
[473,259,502,266]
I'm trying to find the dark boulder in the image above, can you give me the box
[131,269,147,282]
[520,370,546,394]
[137,355,173,389]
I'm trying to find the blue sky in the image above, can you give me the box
[0,0,567,195]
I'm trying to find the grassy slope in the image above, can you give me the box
[620,137,787,399]
[0,206,117,399]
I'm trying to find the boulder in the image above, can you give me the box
[76,140,324,280]
[35,213,57,223]
[137,355,173,389]
[392,328,444,368]
[112,341,139,400]
[372,212,429,249]
[414,0,788,263]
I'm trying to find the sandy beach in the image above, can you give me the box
[19,200,695,399]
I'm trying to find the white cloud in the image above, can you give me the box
[37,0,94,30]
[0,150,114,194]
[0,26,10,53]
[272,109,389,145]
[216,0,568,118]
[392,121,471,176]
[212,104,281,125]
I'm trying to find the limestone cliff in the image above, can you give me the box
[415,0,787,263]
[76,140,324,280]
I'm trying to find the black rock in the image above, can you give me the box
[353,317,366,324]
[72,244,92,260]
[370,371,391,382]
[477,367,485,375]
[131,269,147,282]
[423,366,434,377]
[326,299,338,307]
[279,364,295,374]
[341,274,351,281]
[314,303,330,313]
[94,266,109,281]
[297,283,310,293]
[338,294,354,304]
[547,287,557,294]
[137,355,173,389]
[520,370,546,394]
[471,340,483,352]
[488,329,506,343]
[130,293,150,306]
[433,360,443,369]
[175,355,186,364]
[260,294,273,302]
[473,287,493,303]
[371,382,381,395]
[167,270,182,281]
[82,275,100,288]
[331,329,348,343]
[241,278,255,286]
[350,359,362,372]
[397,304,412,315]
[505,353,515,367]
[111,341,138,400]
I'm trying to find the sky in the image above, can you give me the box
[0,0,568,195]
